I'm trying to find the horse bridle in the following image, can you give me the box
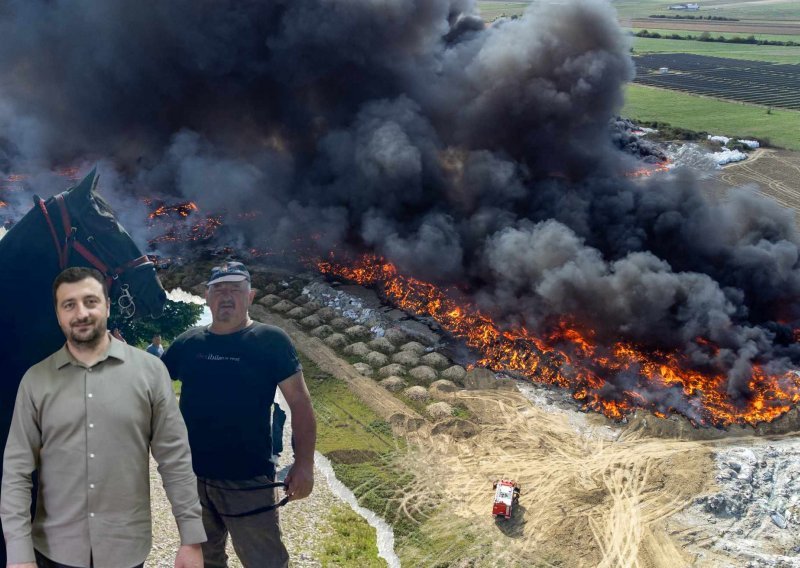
[36,192,153,319]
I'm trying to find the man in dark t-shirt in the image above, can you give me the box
[163,261,316,568]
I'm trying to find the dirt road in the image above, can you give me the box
[402,389,715,567]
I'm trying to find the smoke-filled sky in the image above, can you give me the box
[1,0,800,407]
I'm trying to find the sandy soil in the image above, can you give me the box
[715,148,800,216]
[403,389,716,567]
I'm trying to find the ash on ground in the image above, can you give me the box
[671,437,800,568]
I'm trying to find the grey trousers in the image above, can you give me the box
[197,475,289,568]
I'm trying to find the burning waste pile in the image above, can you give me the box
[1,0,800,429]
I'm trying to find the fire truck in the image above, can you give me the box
[492,479,521,520]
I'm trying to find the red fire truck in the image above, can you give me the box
[492,479,521,519]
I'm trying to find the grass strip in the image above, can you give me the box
[632,37,800,64]
[320,504,387,568]
[623,83,800,150]
[301,352,493,564]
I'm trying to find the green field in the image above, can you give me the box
[614,0,800,20]
[477,0,800,21]
[623,84,800,150]
[302,353,495,566]
[629,28,800,44]
[476,1,528,20]
[633,37,800,64]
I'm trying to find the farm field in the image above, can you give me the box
[629,26,799,42]
[628,19,800,37]
[478,0,800,24]
[633,37,800,63]
[623,84,800,150]
[714,149,800,215]
[476,1,528,21]
[633,53,800,110]
[613,0,800,20]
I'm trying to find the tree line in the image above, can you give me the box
[635,29,800,46]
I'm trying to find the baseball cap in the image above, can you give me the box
[207,261,251,286]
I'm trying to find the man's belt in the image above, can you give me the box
[200,480,289,517]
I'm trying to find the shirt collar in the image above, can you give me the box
[55,333,127,369]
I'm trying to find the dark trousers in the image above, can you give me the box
[35,549,143,568]
[198,476,289,568]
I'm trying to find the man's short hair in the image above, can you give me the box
[53,267,109,305]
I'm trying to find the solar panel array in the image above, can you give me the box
[633,53,800,110]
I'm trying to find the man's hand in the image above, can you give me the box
[8,563,37,568]
[284,461,314,501]
[174,543,203,568]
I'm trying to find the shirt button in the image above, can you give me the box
[90,483,95,489]
[90,512,95,517]
[88,393,93,398]
[87,368,92,372]
[90,453,95,458]
[89,423,94,428]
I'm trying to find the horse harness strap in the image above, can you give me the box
[200,480,290,518]
[37,192,152,288]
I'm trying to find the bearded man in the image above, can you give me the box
[1,267,205,568]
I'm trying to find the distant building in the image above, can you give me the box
[669,3,700,10]
[659,67,670,74]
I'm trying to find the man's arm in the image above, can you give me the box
[149,363,206,550]
[1,377,41,566]
[278,371,316,501]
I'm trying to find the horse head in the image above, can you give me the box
[49,168,167,318]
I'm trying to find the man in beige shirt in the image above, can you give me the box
[1,267,205,568]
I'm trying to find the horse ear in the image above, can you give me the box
[68,167,100,201]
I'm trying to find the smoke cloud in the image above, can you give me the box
[1,0,799,407]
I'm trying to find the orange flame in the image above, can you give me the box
[147,201,199,220]
[625,160,671,178]
[318,254,800,427]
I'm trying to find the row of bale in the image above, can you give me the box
[160,264,515,423]
[253,278,516,422]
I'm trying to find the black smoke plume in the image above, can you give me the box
[1,0,799,413]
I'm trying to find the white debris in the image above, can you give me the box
[712,148,748,165]
[679,437,800,566]
[737,139,760,149]
[666,143,720,173]
[708,134,730,145]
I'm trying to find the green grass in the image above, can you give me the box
[623,84,800,150]
[476,1,528,20]
[614,0,800,20]
[302,352,496,565]
[303,353,401,455]
[320,505,387,568]
[477,0,800,22]
[632,37,800,63]
[629,28,800,43]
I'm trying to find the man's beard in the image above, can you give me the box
[68,318,106,348]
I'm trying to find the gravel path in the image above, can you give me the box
[146,392,342,567]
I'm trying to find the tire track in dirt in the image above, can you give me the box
[252,306,715,567]
[403,390,713,566]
